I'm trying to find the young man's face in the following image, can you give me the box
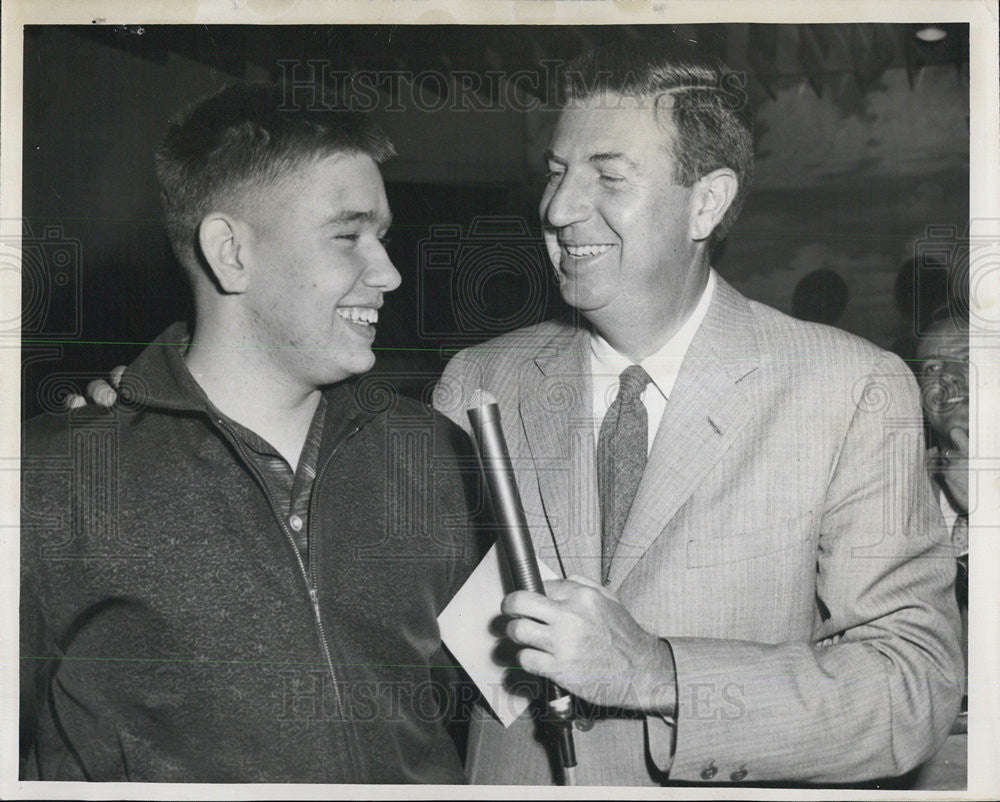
[539,92,699,324]
[240,151,399,389]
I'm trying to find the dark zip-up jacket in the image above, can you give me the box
[20,323,483,783]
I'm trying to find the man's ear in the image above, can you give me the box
[197,213,250,294]
[689,168,739,242]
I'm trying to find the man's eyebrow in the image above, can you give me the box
[543,149,638,169]
[589,152,638,169]
[324,210,391,227]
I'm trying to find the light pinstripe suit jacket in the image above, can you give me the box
[434,277,963,786]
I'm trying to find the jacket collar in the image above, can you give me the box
[519,319,601,580]
[122,322,376,440]
[119,322,208,413]
[517,278,762,586]
[607,275,761,587]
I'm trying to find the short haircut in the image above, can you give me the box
[155,82,396,276]
[563,38,754,243]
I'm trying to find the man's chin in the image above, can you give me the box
[558,280,607,314]
[319,352,376,387]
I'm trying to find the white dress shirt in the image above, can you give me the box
[590,270,717,451]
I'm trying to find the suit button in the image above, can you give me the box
[731,767,748,781]
[574,716,593,732]
[700,762,718,780]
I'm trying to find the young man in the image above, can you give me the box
[20,83,480,783]
[435,39,963,785]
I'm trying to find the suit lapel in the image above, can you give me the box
[519,324,602,582]
[608,279,761,589]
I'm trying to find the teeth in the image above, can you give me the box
[337,307,378,325]
[564,244,612,258]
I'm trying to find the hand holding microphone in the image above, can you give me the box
[467,390,679,769]
[466,389,577,784]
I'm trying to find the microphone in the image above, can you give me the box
[467,389,577,785]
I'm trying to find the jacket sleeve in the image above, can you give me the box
[648,350,964,783]
[19,561,46,779]
[19,545,79,780]
[19,425,61,781]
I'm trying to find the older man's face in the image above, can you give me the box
[916,318,969,446]
[539,92,699,325]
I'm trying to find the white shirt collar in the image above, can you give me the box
[590,269,716,402]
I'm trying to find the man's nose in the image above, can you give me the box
[941,364,969,393]
[926,372,968,414]
[365,243,402,292]
[541,173,592,229]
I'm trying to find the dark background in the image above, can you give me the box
[18,23,970,418]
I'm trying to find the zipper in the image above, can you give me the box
[211,415,363,780]
[307,420,362,592]
[303,419,363,714]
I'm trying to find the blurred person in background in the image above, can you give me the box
[915,309,970,724]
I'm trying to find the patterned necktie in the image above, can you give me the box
[597,364,652,584]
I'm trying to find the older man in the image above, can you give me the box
[21,83,479,782]
[434,39,963,785]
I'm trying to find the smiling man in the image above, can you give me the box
[20,83,479,783]
[915,311,971,707]
[917,313,971,520]
[435,39,963,786]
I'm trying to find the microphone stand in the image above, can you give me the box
[468,393,578,785]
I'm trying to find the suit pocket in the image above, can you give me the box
[685,512,815,568]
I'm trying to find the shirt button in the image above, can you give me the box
[730,766,748,781]
[700,762,718,780]
[288,515,303,532]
